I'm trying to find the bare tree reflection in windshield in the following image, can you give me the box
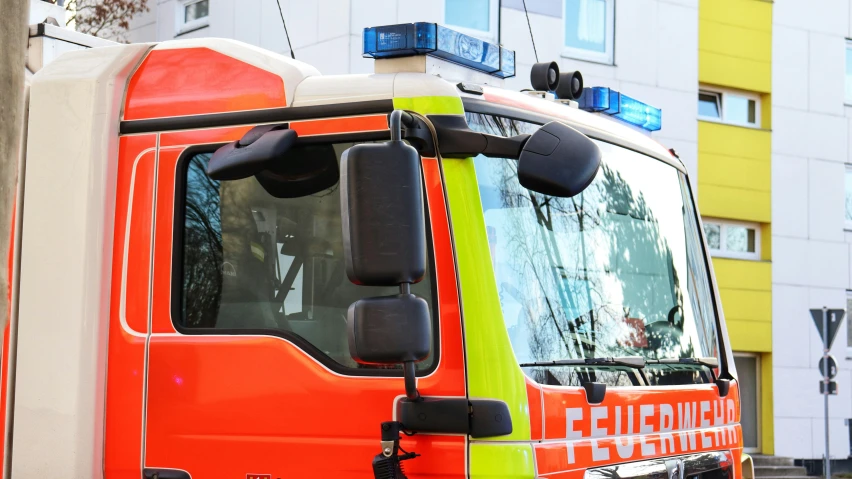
[469,113,715,386]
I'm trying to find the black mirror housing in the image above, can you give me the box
[518,121,601,198]
[208,125,297,180]
[347,294,431,365]
[340,141,426,286]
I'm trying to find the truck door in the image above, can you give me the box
[139,116,466,478]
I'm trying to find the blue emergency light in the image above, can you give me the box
[578,86,662,132]
[362,22,515,78]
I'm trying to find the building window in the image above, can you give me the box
[846,167,852,229]
[698,87,760,128]
[176,0,209,35]
[703,218,760,260]
[733,353,761,452]
[444,0,498,40]
[846,40,852,104]
[563,0,615,64]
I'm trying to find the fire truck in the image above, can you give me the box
[6,21,749,479]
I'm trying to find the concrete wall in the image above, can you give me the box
[771,0,852,461]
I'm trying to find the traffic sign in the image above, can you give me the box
[810,309,846,349]
[820,380,838,395]
[819,355,838,379]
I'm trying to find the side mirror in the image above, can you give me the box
[340,110,430,399]
[518,121,602,197]
[208,124,297,180]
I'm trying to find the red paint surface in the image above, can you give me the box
[124,48,287,121]
[142,131,464,478]
[533,381,742,477]
[104,134,157,479]
[290,115,388,136]
[159,126,253,148]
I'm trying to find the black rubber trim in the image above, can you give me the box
[120,99,395,135]
[169,138,440,378]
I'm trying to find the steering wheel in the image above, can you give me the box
[667,305,683,326]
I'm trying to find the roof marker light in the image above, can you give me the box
[363,22,516,78]
[578,86,662,132]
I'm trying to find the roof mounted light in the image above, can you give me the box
[363,22,515,78]
[578,86,662,132]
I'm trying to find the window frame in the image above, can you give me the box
[733,352,761,453]
[702,217,761,261]
[442,0,500,43]
[170,143,441,378]
[175,0,210,36]
[698,86,762,129]
[561,0,616,65]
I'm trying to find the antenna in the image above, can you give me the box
[274,0,296,60]
[522,0,539,62]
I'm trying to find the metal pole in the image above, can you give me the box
[824,306,831,479]
[0,2,29,477]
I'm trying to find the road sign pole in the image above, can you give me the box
[824,306,830,479]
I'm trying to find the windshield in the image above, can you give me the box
[468,113,718,383]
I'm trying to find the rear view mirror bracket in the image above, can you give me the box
[428,114,530,159]
[207,123,296,180]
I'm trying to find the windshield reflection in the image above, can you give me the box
[470,113,718,376]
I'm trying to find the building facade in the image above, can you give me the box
[697,0,773,457]
[771,0,852,465]
[115,0,852,464]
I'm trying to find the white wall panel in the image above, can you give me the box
[808,159,846,242]
[809,31,846,116]
[772,154,809,239]
[772,25,809,111]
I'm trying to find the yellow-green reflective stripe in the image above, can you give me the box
[442,157,530,441]
[393,96,464,116]
[393,94,531,446]
[470,443,536,479]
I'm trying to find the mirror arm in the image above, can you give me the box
[397,281,421,401]
[427,114,530,159]
[403,362,420,401]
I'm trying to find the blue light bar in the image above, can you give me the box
[578,87,662,132]
[363,22,515,78]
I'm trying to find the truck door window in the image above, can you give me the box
[467,113,719,387]
[176,143,437,373]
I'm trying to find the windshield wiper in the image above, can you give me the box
[519,356,646,369]
[645,357,718,368]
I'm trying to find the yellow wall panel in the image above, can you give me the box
[727,319,771,352]
[700,0,771,32]
[699,154,770,192]
[761,93,772,130]
[718,288,771,322]
[700,20,771,62]
[699,185,770,222]
[761,353,774,454]
[760,223,771,261]
[699,122,770,162]
[700,51,771,93]
[712,258,771,291]
[699,0,771,92]
[698,123,771,221]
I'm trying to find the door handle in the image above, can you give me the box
[143,468,191,479]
